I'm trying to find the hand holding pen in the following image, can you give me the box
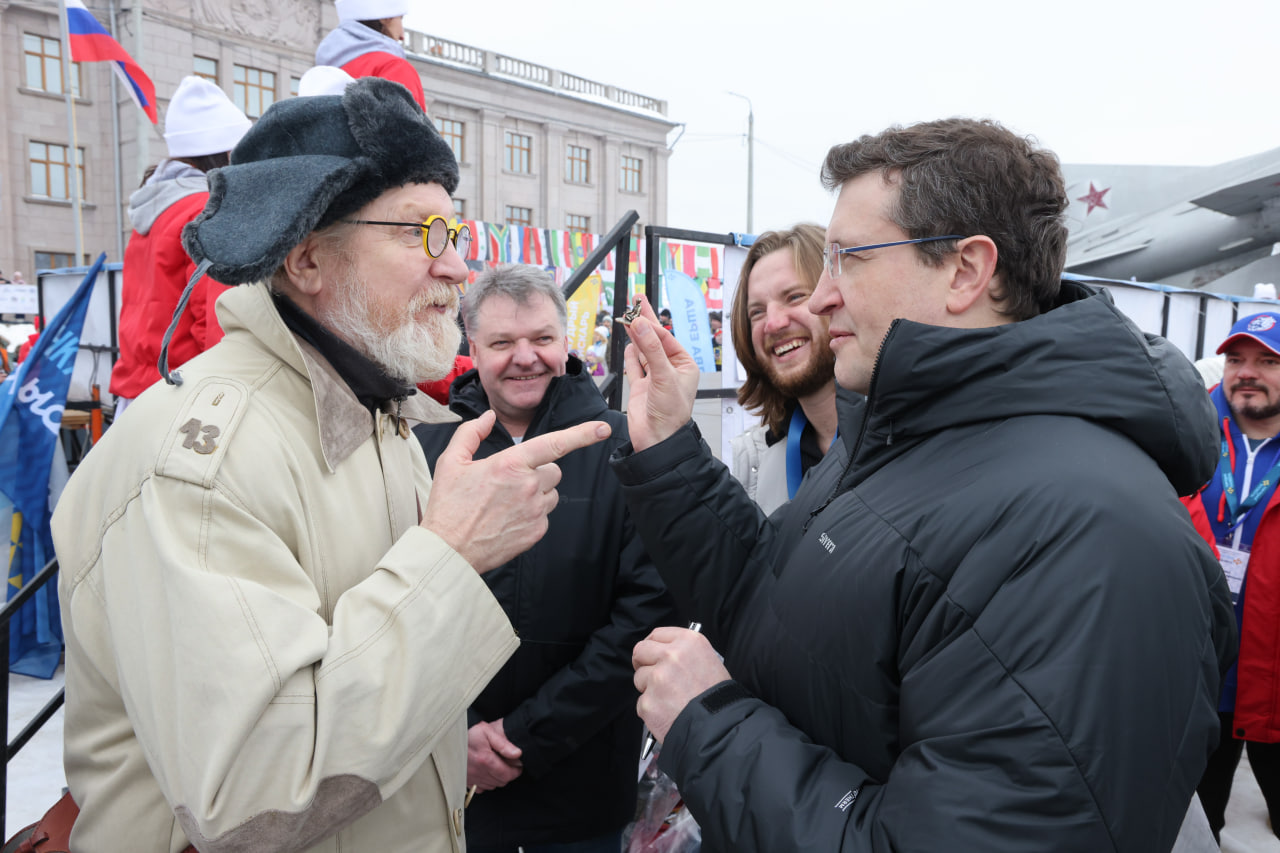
[634,621,712,762]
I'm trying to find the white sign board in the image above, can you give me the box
[37,265,122,405]
[0,284,38,314]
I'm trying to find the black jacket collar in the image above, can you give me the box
[837,280,1216,495]
[448,356,604,442]
[273,292,416,414]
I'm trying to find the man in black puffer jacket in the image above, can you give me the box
[416,264,677,853]
[621,119,1236,853]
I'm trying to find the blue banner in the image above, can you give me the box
[1,255,104,677]
[663,270,716,373]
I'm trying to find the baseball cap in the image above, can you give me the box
[1217,312,1280,356]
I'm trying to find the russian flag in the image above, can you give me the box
[64,0,158,123]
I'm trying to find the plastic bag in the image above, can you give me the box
[622,744,701,853]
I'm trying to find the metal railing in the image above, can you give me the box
[562,217,746,408]
[643,225,739,402]
[0,556,64,842]
[563,210,639,411]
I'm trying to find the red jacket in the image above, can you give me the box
[110,191,231,400]
[342,53,425,109]
[1185,473,1280,742]
[417,355,473,405]
[17,331,38,364]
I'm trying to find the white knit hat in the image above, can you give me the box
[163,77,252,158]
[335,0,408,22]
[298,66,356,97]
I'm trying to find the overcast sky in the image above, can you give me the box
[405,0,1280,236]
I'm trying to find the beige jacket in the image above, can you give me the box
[728,423,789,515]
[52,283,518,853]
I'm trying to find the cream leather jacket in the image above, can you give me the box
[53,283,517,853]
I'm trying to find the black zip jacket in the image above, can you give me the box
[415,356,678,846]
[611,282,1236,852]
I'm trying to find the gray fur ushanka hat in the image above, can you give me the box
[182,76,459,285]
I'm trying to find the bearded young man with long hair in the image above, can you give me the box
[728,224,853,514]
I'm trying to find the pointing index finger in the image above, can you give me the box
[515,420,612,469]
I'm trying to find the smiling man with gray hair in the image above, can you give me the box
[416,264,676,853]
[49,78,608,853]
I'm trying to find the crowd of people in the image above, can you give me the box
[8,6,1272,851]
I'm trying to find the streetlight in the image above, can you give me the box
[727,91,754,233]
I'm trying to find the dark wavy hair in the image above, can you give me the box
[139,152,230,188]
[730,223,826,437]
[821,118,1068,320]
[358,19,392,35]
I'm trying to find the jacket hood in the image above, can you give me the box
[128,161,208,234]
[315,19,406,67]
[847,280,1217,496]
[448,356,605,437]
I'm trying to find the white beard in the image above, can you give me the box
[321,275,461,385]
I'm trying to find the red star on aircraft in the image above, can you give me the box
[1077,182,1111,215]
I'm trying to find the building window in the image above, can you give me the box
[452,198,466,218]
[565,145,591,184]
[504,131,531,174]
[435,118,465,163]
[24,33,80,97]
[29,142,85,201]
[566,214,590,233]
[193,56,219,83]
[233,64,275,118]
[505,206,532,226]
[35,251,88,270]
[620,156,643,193]
[289,75,301,97]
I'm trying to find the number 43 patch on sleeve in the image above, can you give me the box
[157,378,250,487]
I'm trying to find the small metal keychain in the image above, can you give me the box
[616,299,643,326]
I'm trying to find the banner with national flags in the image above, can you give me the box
[1,254,105,677]
[461,220,635,272]
[453,218,722,320]
[64,0,158,123]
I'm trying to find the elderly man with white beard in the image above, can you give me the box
[47,78,609,853]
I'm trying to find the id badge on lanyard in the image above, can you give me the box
[1218,545,1248,605]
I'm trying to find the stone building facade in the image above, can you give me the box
[0,0,674,275]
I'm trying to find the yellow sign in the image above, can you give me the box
[566,274,601,356]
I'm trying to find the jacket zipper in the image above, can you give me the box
[802,320,900,533]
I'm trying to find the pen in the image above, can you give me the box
[639,621,702,762]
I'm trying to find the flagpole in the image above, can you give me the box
[57,0,85,263]
[133,1,152,179]
[107,0,125,261]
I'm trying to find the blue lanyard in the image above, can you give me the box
[1221,433,1280,530]
[785,408,837,500]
